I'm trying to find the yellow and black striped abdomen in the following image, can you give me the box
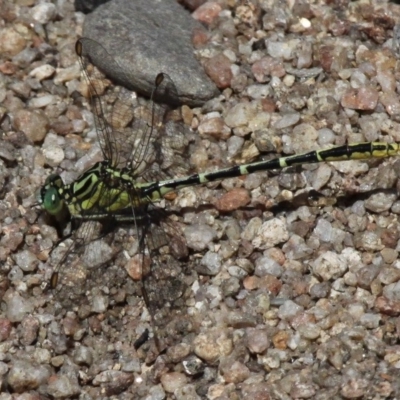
[140,141,400,200]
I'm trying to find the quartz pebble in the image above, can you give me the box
[29,64,55,80]
[31,3,57,24]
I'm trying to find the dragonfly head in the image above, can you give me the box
[38,174,66,216]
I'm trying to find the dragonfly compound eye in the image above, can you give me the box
[43,187,63,216]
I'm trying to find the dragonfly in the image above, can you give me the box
[38,37,400,354]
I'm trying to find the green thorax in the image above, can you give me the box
[39,161,149,220]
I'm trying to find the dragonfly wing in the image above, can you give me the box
[77,38,191,179]
[140,207,194,354]
[50,219,117,308]
[76,38,121,164]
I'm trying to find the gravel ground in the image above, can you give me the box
[2,0,400,399]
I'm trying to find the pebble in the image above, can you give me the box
[73,346,93,366]
[166,343,191,363]
[290,382,316,399]
[360,313,381,329]
[92,370,134,395]
[227,135,244,158]
[254,255,283,277]
[175,384,202,400]
[278,300,304,320]
[160,372,188,393]
[309,282,330,299]
[54,64,81,85]
[12,47,39,68]
[192,2,222,25]
[81,240,113,267]
[34,348,51,364]
[273,112,300,129]
[51,356,64,368]
[184,224,217,251]
[145,384,166,400]
[30,3,57,24]
[28,94,56,109]
[4,291,34,322]
[356,264,380,288]
[7,360,50,392]
[19,315,39,345]
[272,330,290,349]
[341,87,379,110]
[214,187,250,211]
[226,311,257,328]
[383,281,400,302]
[220,276,239,298]
[311,251,348,281]
[375,295,400,315]
[297,323,321,340]
[289,123,318,153]
[91,294,109,313]
[376,67,396,92]
[341,379,368,398]
[13,109,49,142]
[378,266,400,285]
[364,192,396,213]
[204,54,233,89]
[246,328,270,354]
[43,146,65,168]
[0,28,26,57]
[47,374,81,399]
[252,217,289,250]
[357,231,383,252]
[197,251,222,276]
[309,163,332,191]
[313,218,334,243]
[71,119,86,133]
[198,116,229,140]
[9,81,31,98]
[13,249,38,272]
[0,361,8,376]
[246,84,270,100]
[381,91,400,116]
[29,64,55,80]
[241,217,262,241]
[224,101,258,129]
[252,57,286,82]
[121,357,141,373]
[267,39,299,60]
[193,330,233,362]
[0,318,12,342]
[220,360,250,384]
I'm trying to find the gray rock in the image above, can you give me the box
[7,360,50,392]
[185,224,217,251]
[83,0,218,106]
[46,374,81,398]
[197,251,222,276]
[4,291,34,322]
[73,346,93,366]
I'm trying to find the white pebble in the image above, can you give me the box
[43,145,65,167]
[31,3,57,24]
[29,64,55,80]
[28,94,55,109]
